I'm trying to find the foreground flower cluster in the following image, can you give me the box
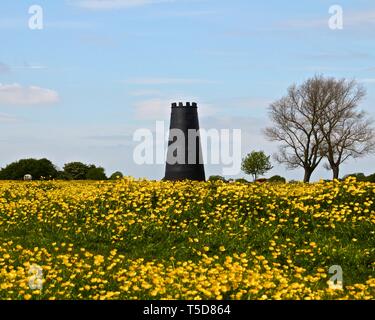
[0,178,374,300]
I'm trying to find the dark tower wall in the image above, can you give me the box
[164,102,206,181]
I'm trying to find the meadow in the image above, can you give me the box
[0,178,374,300]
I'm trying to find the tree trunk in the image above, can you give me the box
[303,169,313,183]
[332,166,340,180]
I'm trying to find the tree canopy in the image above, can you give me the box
[0,158,58,180]
[241,151,273,181]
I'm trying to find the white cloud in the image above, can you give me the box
[69,0,175,10]
[0,84,59,106]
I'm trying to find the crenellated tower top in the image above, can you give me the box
[171,102,197,108]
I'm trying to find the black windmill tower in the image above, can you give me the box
[164,102,206,181]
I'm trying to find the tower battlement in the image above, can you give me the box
[171,102,197,108]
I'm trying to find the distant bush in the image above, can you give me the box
[235,178,248,184]
[342,172,375,183]
[208,175,227,182]
[63,162,108,180]
[63,162,90,180]
[343,173,367,182]
[268,175,286,183]
[110,171,124,180]
[288,180,301,184]
[86,167,107,180]
[56,171,73,180]
[255,178,268,183]
[366,173,375,183]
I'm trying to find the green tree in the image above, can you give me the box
[0,158,58,180]
[241,151,273,181]
[86,166,107,180]
[109,171,124,180]
[63,162,90,180]
[56,171,73,180]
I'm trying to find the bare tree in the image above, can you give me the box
[265,75,375,182]
[317,77,375,179]
[264,78,329,182]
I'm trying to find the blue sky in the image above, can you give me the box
[1,0,374,180]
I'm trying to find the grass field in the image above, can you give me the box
[0,178,374,300]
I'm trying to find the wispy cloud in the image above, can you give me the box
[0,63,10,74]
[360,78,375,84]
[13,62,48,70]
[85,134,132,141]
[228,97,272,110]
[134,97,215,120]
[78,34,116,47]
[154,9,216,17]
[0,84,59,106]
[0,18,92,30]
[45,20,93,30]
[0,113,20,123]
[134,98,171,120]
[0,62,47,72]
[68,0,175,10]
[126,77,217,85]
[301,52,372,61]
[129,89,163,97]
[0,18,24,29]
[280,9,375,29]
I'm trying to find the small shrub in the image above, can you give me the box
[255,178,267,183]
[268,175,286,183]
[110,171,124,180]
[366,173,375,182]
[235,178,248,184]
[208,175,227,182]
[343,173,367,182]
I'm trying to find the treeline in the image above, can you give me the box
[209,173,375,184]
[343,172,375,182]
[0,158,123,181]
[208,175,286,183]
